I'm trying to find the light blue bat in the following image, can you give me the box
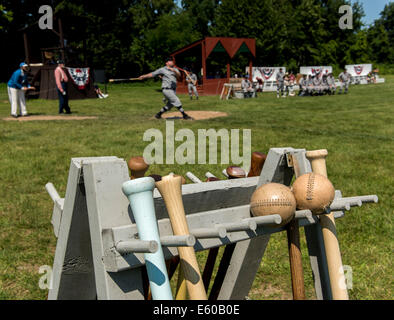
[122,177,173,300]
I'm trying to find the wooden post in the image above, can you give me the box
[249,57,253,81]
[23,32,30,65]
[58,18,65,62]
[227,59,231,80]
[202,40,207,83]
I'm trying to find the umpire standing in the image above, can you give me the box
[54,60,72,114]
[139,57,193,120]
[7,62,35,118]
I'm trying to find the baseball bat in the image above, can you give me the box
[128,156,149,179]
[306,149,349,300]
[149,174,162,182]
[247,152,267,177]
[108,78,141,83]
[122,177,173,300]
[156,175,207,300]
[226,166,246,179]
[167,172,188,300]
[287,156,306,300]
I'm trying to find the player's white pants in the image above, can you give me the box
[188,84,199,98]
[8,86,27,116]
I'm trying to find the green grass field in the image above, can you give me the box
[0,78,393,300]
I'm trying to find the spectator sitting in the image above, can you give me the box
[327,73,336,94]
[94,85,108,99]
[256,77,264,92]
[241,76,254,98]
[298,74,308,96]
[288,72,296,96]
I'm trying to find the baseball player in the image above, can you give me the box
[298,74,308,96]
[326,73,336,95]
[139,57,193,120]
[241,76,254,98]
[276,68,285,98]
[306,75,314,95]
[7,62,35,118]
[321,74,329,95]
[185,69,199,100]
[313,75,322,95]
[338,69,351,94]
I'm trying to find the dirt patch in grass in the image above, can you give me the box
[153,110,228,120]
[2,115,98,121]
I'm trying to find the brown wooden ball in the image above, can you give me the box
[226,166,246,179]
[128,156,149,179]
[250,183,296,226]
[292,173,335,214]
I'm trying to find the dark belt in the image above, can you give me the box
[162,88,175,90]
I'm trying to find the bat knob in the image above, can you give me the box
[122,176,155,197]
[128,156,149,179]
[226,166,246,179]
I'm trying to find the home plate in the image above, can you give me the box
[155,111,228,120]
[2,115,98,121]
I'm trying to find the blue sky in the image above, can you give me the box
[352,0,393,25]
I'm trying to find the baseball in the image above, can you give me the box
[292,173,335,214]
[250,183,296,226]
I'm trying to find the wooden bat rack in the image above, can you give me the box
[46,148,378,300]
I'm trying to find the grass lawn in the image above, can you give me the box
[0,77,393,300]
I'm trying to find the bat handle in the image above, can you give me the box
[122,177,173,300]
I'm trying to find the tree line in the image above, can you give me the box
[1,0,393,81]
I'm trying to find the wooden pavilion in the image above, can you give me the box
[170,37,256,95]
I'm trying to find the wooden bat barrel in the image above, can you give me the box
[122,177,173,300]
[306,149,349,300]
[247,152,267,177]
[156,175,207,300]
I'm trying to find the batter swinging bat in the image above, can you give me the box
[306,149,349,300]
[122,177,173,300]
[156,175,207,300]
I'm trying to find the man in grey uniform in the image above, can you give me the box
[298,74,308,96]
[139,57,193,120]
[312,75,322,95]
[185,69,199,100]
[241,76,254,98]
[276,68,285,98]
[338,69,351,94]
[326,73,336,95]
